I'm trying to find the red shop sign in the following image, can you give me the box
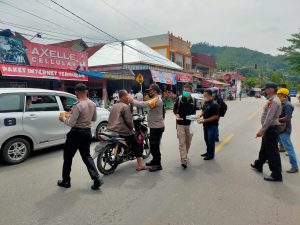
[0,64,88,81]
[177,74,193,83]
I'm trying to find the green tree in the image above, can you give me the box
[279,31,300,74]
[270,71,282,84]
[244,77,257,87]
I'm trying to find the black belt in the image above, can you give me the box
[71,127,91,131]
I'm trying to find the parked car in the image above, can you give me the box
[0,88,109,165]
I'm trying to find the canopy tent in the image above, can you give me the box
[88,39,183,70]
[202,79,229,88]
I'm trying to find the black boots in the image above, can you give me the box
[91,176,104,190]
[57,180,71,188]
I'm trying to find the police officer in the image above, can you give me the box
[251,83,283,182]
[130,84,165,172]
[58,83,103,190]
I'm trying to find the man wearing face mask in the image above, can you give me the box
[173,84,196,168]
[58,83,104,190]
[129,84,165,172]
[196,89,220,160]
[251,83,283,182]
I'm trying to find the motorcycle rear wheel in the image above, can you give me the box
[97,145,119,175]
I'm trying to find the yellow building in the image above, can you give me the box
[139,32,192,72]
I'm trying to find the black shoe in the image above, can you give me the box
[264,176,282,182]
[201,153,208,157]
[91,176,104,190]
[250,164,262,173]
[181,160,187,169]
[149,165,163,172]
[203,156,214,160]
[57,180,71,188]
[146,161,156,166]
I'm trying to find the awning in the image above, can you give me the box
[77,70,104,79]
[151,70,177,85]
[0,64,88,81]
[202,79,229,88]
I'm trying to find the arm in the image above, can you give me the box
[260,101,281,132]
[173,98,179,115]
[132,99,149,107]
[202,115,219,124]
[279,104,293,123]
[64,105,80,127]
[92,105,97,122]
[122,106,134,130]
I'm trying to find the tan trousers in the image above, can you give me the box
[177,124,193,160]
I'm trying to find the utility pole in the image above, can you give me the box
[121,42,125,88]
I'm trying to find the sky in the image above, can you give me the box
[0,0,299,55]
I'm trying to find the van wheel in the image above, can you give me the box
[1,138,31,165]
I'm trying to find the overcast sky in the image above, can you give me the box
[1,0,299,55]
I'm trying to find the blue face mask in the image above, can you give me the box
[182,91,191,97]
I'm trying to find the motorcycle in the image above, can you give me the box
[93,114,150,175]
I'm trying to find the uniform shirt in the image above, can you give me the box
[173,96,196,126]
[135,92,143,101]
[64,98,97,128]
[279,98,294,134]
[133,96,164,129]
[260,95,281,132]
[107,100,134,136]
[202,100,220,127]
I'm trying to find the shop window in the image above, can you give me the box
[0,94,23,113]
[25,95,59,112]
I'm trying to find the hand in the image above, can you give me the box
[59,114,66,122]
[128,96,134,104]
[200,119,206,124]
[256,130,264,138]
[196,114,201,119]
[176,114,182,120]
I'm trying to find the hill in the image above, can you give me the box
[191,42,288,76]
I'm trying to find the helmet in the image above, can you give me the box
[277,88,289,96]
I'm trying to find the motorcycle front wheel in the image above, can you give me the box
[142,134,151,159]
[97,145,119,175]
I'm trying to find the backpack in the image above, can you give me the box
[217,98,227,117]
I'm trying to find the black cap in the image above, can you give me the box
[74,83,88,92]
[150,83,161,94]
[278,83,287,88]
[263,82,278,90]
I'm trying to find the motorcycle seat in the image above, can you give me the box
[100,131,120,138]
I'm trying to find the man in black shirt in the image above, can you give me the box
[196,89,220,160]
[173,84,197,168]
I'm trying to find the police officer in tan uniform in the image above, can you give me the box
[251,83,283,182]
[58,83,103,190]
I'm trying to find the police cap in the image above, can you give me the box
[263,82,278,91]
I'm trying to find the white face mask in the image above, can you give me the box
[204,97,209,102]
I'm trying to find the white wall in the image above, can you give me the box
[138,34,168,48]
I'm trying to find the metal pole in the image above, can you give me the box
[121,42,125,88]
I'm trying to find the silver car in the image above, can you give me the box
[0,88,109,165]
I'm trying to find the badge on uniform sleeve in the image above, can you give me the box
[267,100,273,108]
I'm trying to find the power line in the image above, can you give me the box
[0,20,111,43]
[34,0,114,42]
[99,0,155,36]
[49,0,180,69]
[49,0,120,42]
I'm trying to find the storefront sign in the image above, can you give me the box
[0,64,88,81]
[176,74,193,83]
[0,36,88,71]
[151,70,177,85]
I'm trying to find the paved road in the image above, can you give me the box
[1,97,300,225]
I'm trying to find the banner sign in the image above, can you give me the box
[151,70,177,85]
[0,36,88,71]
[0,64,88,81]
[176,74,193,83]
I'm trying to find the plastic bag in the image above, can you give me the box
[189,121,198,135]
